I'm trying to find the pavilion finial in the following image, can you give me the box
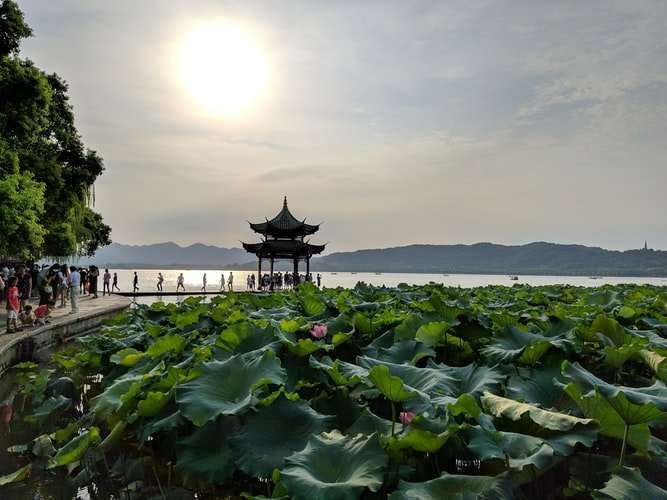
[283,196,288,209]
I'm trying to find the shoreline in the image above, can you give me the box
[0,294,131,379]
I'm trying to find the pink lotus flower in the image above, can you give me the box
[399,411,416,426]
[310,324,328,339]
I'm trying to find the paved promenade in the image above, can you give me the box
[0,293,130,354]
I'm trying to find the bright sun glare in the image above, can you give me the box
[179,22,268,117]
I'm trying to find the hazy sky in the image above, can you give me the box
[18,0,667,252]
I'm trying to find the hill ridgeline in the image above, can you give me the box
[80,241,667,277]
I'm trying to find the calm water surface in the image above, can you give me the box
[104,269,667,305]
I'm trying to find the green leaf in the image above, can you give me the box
[0,464,31,486]
[415,321,449,346]
[359,357,503,409]
[590,315,630,346]
[26,395,71,423]
[368,365,416,402]
[176,420,235,485]
[48,427,101,468]
[177,351,285,425]
[146,334,186,358]
[481,392,594,431]
[137,391,171,417]
[561,361,667,419]
[595,467,667,499]
[385,425,460,453]
[230,396,333,477]
[110,347,146,367]
[562,382,650,451]
[481,325,568,365]
[281,431,387,500]
[92,375,143,418]
[467,426,555,472]
[390,472,511,500]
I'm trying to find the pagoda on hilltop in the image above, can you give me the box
[242,197,325,284]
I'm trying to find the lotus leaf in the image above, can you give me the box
[176,351,285,425]
[230,396,333,476]
[594,467,667,499]
[280,431,387,500]
[176,419,235,485]
[389,472,511,500]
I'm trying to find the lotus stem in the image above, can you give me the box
[391,401,396,437]
[619,423,629,466]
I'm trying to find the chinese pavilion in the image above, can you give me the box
[242,197,325,282]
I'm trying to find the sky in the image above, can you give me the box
[17,0,667,253]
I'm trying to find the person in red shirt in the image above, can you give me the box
[34,303,51,325]
[5,277,20,333]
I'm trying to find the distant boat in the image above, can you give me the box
[509,275,519,281]
[589,276,603,280]
[331,272,337,275]
[442,274,449,277]
[375,272,382,275]
[351,272,357,275]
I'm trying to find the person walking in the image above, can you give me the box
[132,272,139,293]
[227,272,234,291]
[5,277,20,333]
[157,272,164,292]
[200,273,207,293]
[68,266,80,314]
[89,266,99,298]
[176,273,185,292]
[103,268,111,296]
[57,265,68,308]
[317,273,322,288]
[219,273,225,291]
[17,266,32,312]
[80,267,88,295]
[112,272,120,292]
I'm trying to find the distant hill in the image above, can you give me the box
[80,241,667,277]
[77,242,248,269]
[314,242,667,276]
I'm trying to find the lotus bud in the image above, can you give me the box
[310,324,328,339]
[399,411,416,425]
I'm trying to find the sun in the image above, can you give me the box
[178,22,268,117]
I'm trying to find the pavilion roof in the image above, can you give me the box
[249,197,320,237]
[242,239,326,259]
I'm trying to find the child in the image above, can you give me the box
[33,303,51,325]
[5,277,20,333]
[19,305,36,327]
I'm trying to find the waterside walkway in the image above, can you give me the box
[0,294,131,377]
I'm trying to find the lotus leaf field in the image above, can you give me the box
[3,282,667,499]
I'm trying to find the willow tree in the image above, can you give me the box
[0,0,111,259]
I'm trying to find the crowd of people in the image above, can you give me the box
[248,271,322,291]
[1,262,117,333]
[2,264,325,332]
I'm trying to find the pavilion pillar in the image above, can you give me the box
[306,256,310,277]
[293,258,298,283]
[270,258,274,291]
[258,257,262,287]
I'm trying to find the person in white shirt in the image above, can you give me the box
[68,266,80,313]
[219,273,225,291]
[176,273,185,292]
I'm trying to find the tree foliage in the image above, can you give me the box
[0,0,110,258]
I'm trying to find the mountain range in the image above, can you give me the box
[79,241,667,277]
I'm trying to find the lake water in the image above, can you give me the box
[105,269,667,294]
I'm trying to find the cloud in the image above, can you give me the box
[16,0,667,251]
